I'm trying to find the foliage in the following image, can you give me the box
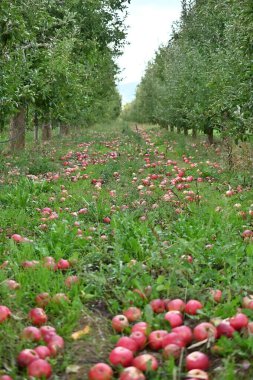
[123,0,253,142]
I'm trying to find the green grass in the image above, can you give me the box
[0,121,252,379]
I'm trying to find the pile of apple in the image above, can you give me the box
[88,295,253,380]
[0,305,64,379]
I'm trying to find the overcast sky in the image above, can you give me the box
[117,0,182,104]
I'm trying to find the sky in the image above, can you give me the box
[117,0,182,105]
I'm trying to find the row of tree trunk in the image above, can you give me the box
[8,108,70,151]
[167,125,214,144]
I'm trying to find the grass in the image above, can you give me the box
[0,121,252,379]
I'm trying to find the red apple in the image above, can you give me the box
[131,322,149,336]
[112,315,129,332]
[65,275,79,288]
[34,346,51,359]
[0,306,11,323]
[148,330,168,350]
[123,307,142,322]
[210,289,222,303]
[47,335,64,357]
[217,321,235,338]
[119,367,145,380]
[129,331,147,350]
[109,347,133,367]
[35,293,51,308]
[163,344,181,359]
[164,311,183,328]
[132,354,158,372]
[150,299,165,313]
[162,332,185,348]
[186,369,209,379]
[186,352,209,371]
[0,376,13,380]
[17,349,40,367]
[193,322,218,341]
[28,308,47,326]
[88,363,113,380]
[167,299,185,312]
[57,259,70,270]
[116,337,138,353]
[172,326,193,345]
[40,325,56,340]
[51,293,69,303]
[230,313,248,330]
[21,326,41,342]
[27,359,52,378]
[185,300,203,315]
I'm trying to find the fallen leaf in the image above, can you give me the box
[71,325,90,340]
[66,364,81,374]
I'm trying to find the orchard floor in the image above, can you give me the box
[0,121,253,379]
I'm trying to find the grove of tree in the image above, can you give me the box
[0,0,130,149]
[123,0,253,143]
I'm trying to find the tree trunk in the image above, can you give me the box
[176,127,181,134]
[60,124,69,136]
[34,113,39,142]
[207,127,214,144]
[42,123,52,141]
[183,127,188,136]
[192,129,197,138]
[10,107,26,151]
[170,125,174,132]
[0,117,4,132]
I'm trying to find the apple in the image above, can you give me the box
[242,295,253,308]
[131,322,149,336]
[210,289,222,303]
[47,335,64,357]
[27,359,52,378]
[164,311,183,328]
[185,300,203,315]
[230,313,248,330]
[11,234,24,243]
[5,279,20,290]
[109,347,133,367]
[17,349,40,367]
[167,299,185,312]
[21,326,41,342]
[51,293,69,303]
[193,322,218,341]
[150,299,165,313]
[148,330,168,350]
[0,376,13,380]
[28,308,47,326]
[43,256,56,269]
[65,275,79,288]
[186,352,209,371]
[123,307,142,322]
[35,293,51,308]
[216,321,235,338]
[163,344,181,359]
[129,331,147,350]
[34,346,51,359]
[186,369,209,379]
[162,332,185,348]
[112,315,129,332]
[116,337,138,352]
[88,363,113,380]
[57,259,70,270]
[119,367,145,380]
[132,354,158,371]
[0,306,11,323]
[172,326,193,345]
[40,325,56,340]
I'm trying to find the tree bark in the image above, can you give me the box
[183,127,188,136]
[34,113,39,142]
[176,127,181,134]
[207,127,214,144]
[192,129,197,138]
[59,124,69,136]
[42,123,52,141]
[170,125,174,132]
[10,107,26,151]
